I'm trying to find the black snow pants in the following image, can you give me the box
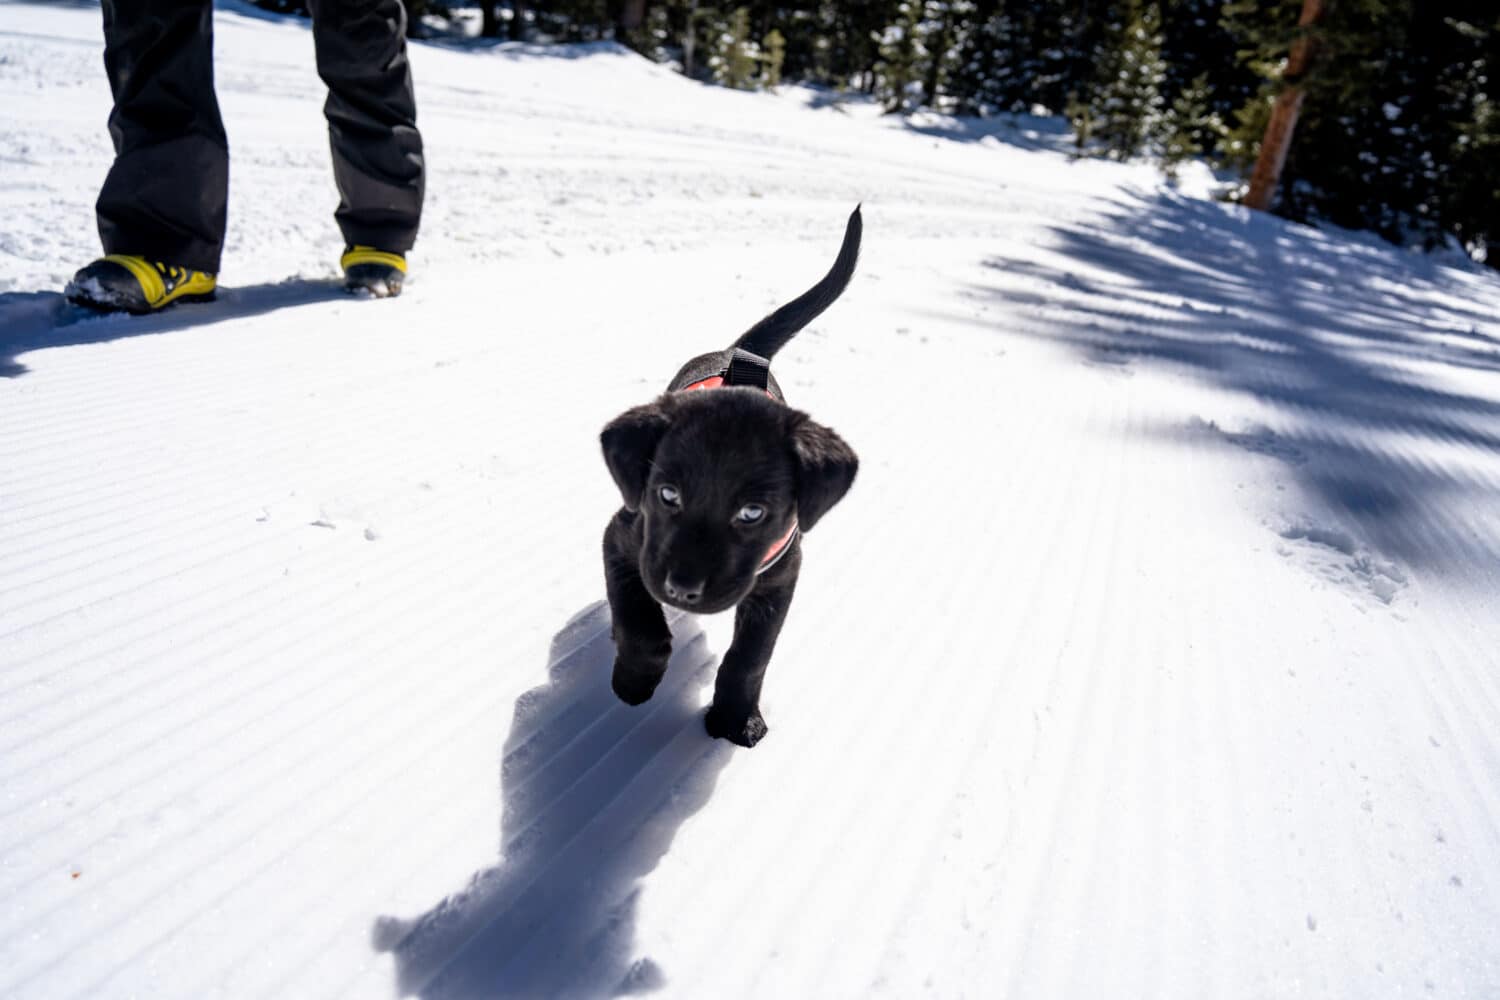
[95,0,425,274]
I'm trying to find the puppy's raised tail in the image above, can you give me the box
[733,205,862,361]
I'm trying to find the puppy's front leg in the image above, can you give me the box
[705,581,795,748]
[604,521,672,706]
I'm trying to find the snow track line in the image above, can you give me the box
[797,373,1068,993]
[1036,387,1136,996]
[802,462,1050,991]
[0,434,573,640]
[1059,399,1144,996]
[864,395,1079,994]
[0,347,606,644]
[0,486,582,848]
[1378,536,1500,841]
[0,335,547,538]
[0,463,586,782]
[4,571,599,995]
[0,448,581,726]
[0,315,535,471]
[992,382,1126,995]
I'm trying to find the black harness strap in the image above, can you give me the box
[725,348,771,390]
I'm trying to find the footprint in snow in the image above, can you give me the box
[1276,521,1409,606]
[1199,419,1308,466]
[309,517,382,540]
[1083,342,1133,374]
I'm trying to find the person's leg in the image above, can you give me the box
[308,0,424,256]
[95,0,228,274]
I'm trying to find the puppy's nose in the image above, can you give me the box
[663,573,705,605]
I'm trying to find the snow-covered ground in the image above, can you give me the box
[4,3,1500,997]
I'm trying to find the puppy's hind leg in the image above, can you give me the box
[604,531,673,707]
[705,581,795,748]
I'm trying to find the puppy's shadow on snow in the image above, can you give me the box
[372,602,733,999]
[0,280,347,378]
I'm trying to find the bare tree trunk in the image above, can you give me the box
[618,0,646,35]
[921,5,952,109]
[1244,0,1329,212]
[682,0,697,78]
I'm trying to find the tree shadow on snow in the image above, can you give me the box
[903,112,1077,154]
[0,279,348,379]
[957,189,1500,577]
[371,602,733,999]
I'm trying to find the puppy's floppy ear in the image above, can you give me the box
[789,415,858,531]
[601,399,673,511]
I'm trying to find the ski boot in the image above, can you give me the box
[341,246,407,298]
[65,256,217,314]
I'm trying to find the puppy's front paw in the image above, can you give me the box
[612,660,665,706]
[704,703,769,747]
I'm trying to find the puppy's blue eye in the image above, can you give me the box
[658,484,681,506]
[736,504,766,524]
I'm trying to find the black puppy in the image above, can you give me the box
[599,207,862,747]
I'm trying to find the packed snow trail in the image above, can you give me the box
[3,4,1500,998]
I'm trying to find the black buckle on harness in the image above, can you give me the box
[725,348,771,390]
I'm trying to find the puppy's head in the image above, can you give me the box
[601,389,857,614]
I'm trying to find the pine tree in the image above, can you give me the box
[711,7,760,89]
[946,0,1097,116]
[1079,0,1168,160]
[877,1,924,112]
[920,2,964,109]
[763,27,787,88]
[627,2,678,61]
[1160,72,1223,177]
[1161,0,1257,134]
[946,0,1000,114]
[1446,15,1500,266]
[1067,92,1096,154]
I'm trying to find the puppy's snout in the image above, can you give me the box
[663,573,705,606]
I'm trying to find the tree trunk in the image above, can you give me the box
[921,6,952,109]
[480,1,499,38]
[618,0,646,35]
[509,0,527,41]
[682,0,697,78]
[1244,0,1329,212]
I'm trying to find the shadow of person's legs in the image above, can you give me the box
[0,279,349,378]
[374,602,733,999]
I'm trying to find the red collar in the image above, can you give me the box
[758,518,799,574]
[683,374,775,397]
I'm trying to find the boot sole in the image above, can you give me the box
[67,289,218,316]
